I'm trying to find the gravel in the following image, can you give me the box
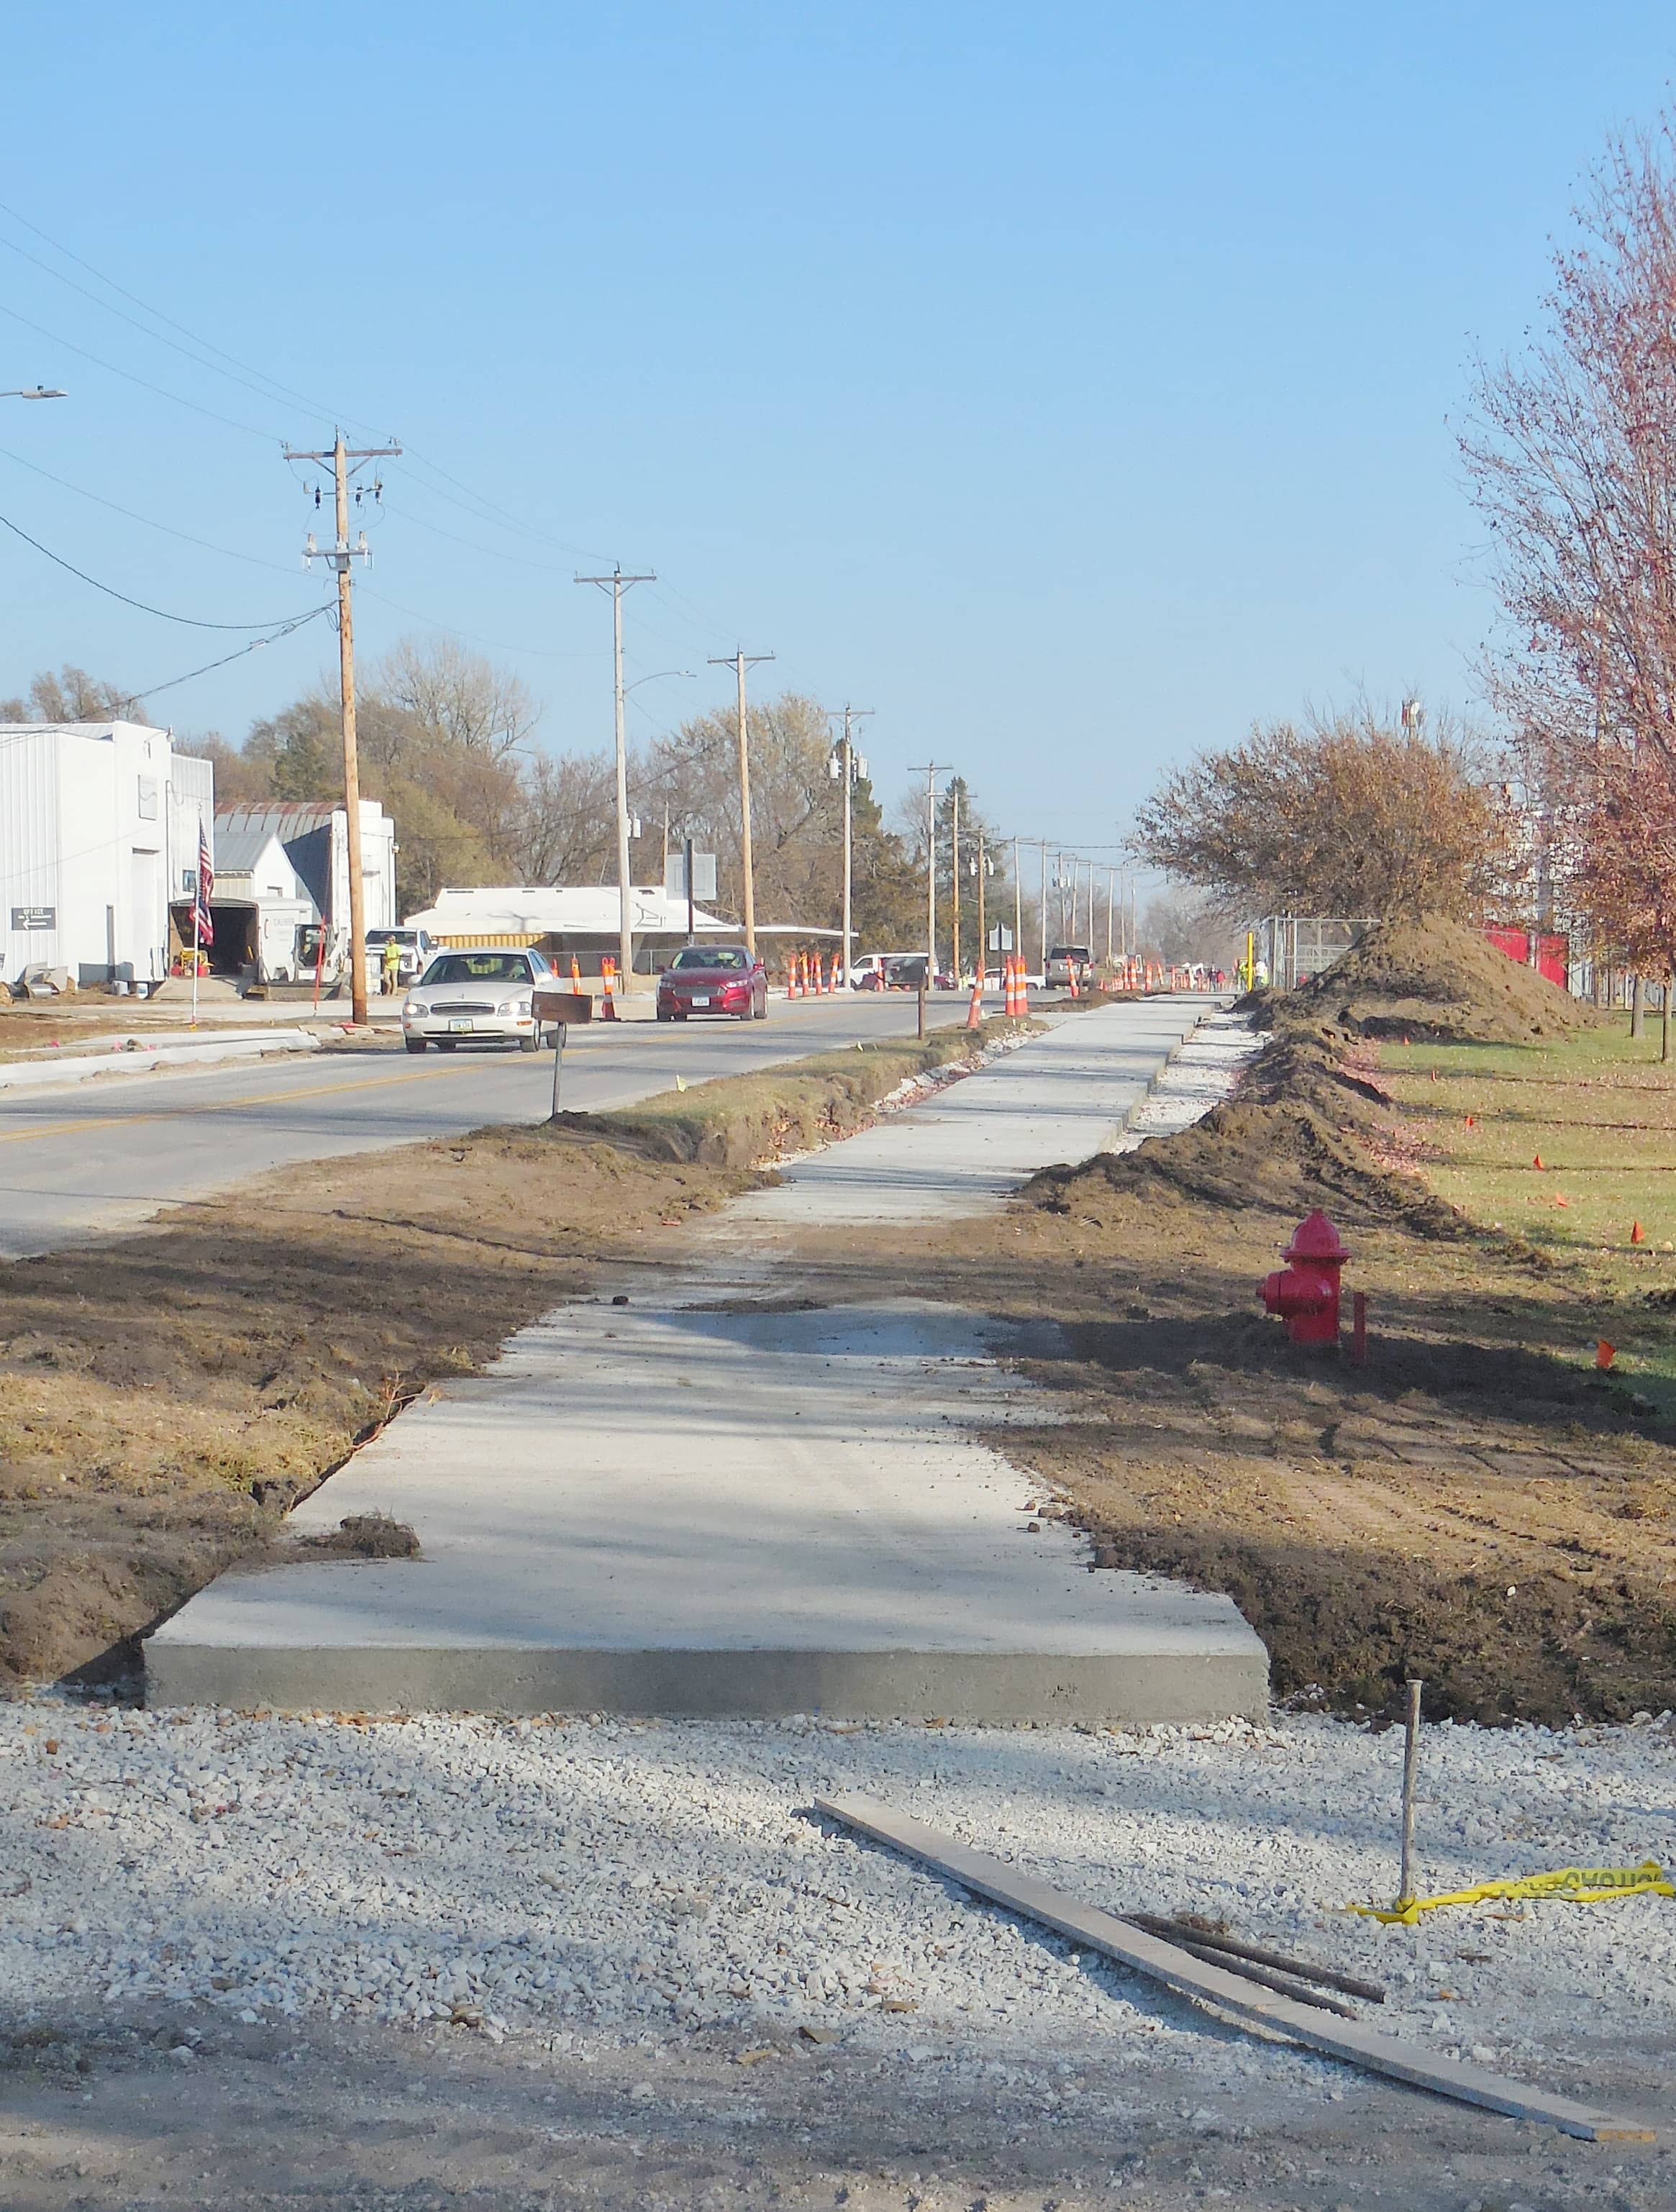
[4,1696,1672,2110]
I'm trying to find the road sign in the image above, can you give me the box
[665,850,717,902]
[10,906,55,932]
[532,991,593,1025]
[988,924,1013,951]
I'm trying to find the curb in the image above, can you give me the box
[0,1030,322,1095]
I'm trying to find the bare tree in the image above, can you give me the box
[371,636,538,762]
[1,665,139,722]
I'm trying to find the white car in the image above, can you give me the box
[401,947,555,1053]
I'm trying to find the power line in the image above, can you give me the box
[0,506,327,629]
[0,196,346,428]
[113,606,334,714]
[0,442,304,575]
[0,299,274,440]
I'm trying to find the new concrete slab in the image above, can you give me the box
[730,996,1208,1224]
[147,1001,1269,1721]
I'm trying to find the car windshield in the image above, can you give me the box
[419,952,531,986]
[670,946,747,971]
[366,931,412,947]
[1049,945,1090,961]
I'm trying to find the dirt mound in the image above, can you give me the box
[1025,1034,1462,1239]
[1277,912,1597,1043]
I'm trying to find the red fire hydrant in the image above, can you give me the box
[1260,1209,1349,1346]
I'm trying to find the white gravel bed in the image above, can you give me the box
[1116,1010,1262,1146]
[4,1699,1672,2109]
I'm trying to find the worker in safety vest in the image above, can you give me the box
[381,938,402,995]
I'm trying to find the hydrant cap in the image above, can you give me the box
[1283,1209,1349,1265]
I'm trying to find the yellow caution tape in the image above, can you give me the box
[1352,1860,1673,1924]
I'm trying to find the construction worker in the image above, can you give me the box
[381,937,402,996]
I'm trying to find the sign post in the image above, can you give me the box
[532,989,594,1118]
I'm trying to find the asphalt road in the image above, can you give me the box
[0,993,980,1260]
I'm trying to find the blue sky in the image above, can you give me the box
[2,2,1674,848]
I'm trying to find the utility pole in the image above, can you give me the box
[829,705,873,989]
[709,650,774,958]
[577,565,656,993]
[910,764,952,983]
[1013,836,1023,974]
[950,784,962,985]
[1106,866,1116,965]
[288,429,401,1027]
[974,834,993,993]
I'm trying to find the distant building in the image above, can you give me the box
[211,801,396,986]
[404,885,740,977]
[0,720,212,991]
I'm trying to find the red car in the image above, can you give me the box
[656,944,768,1021]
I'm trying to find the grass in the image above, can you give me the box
[1380,1013,1676,1408]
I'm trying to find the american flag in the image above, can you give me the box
[194,821,214,947]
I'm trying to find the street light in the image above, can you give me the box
[827,706,873,987]
[1,387,66,400]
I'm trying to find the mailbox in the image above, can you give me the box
[532,990,593,1026]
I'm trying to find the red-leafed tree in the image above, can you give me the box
[1462,117,1676,1040]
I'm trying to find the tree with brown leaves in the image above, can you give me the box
[1131,708,1510,921]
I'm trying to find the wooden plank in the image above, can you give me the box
[816,1792,1657,2144]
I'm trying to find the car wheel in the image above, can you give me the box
[656,1008,671,1022]
[405,1038,427,1054]
[519,1034,539,1054]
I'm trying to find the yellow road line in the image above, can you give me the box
[0,1056,488,1147]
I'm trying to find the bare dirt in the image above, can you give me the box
[765,932,1676,1726]
[0,1023,1019,1690]
[1263,910,1603,1043]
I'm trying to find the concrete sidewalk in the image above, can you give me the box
[733,995,1210,1224]
[147,998,1267,1722]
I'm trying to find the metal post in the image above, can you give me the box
[549,1023,568,1118]
[684,834,696,945]
[916,979,926,1040]
[1398,1678,1424,1907]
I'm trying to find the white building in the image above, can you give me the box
[211,801,396,986]
[0,720,213,991]
[404,885,739,975]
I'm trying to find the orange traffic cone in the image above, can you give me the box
[965,973,983,1029]
[788,953,802,1000]
[1067,959,1080,1000]
[831,950,842,993]
[570,954,582,988]
[600,956,617,1021]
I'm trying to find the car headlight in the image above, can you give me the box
[404,998,428,1018]
[497,995,532,1016]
